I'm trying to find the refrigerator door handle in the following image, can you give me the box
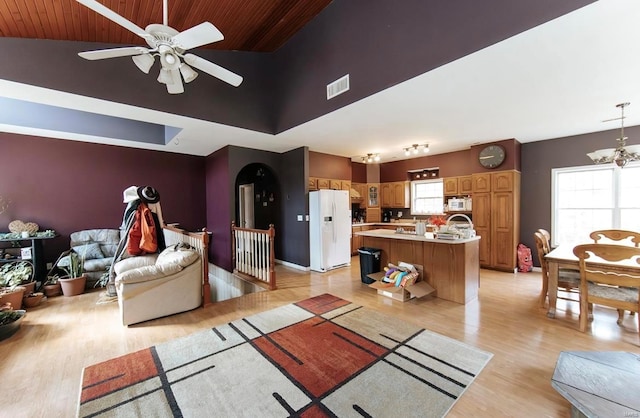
[332,200,336,243]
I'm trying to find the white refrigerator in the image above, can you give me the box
[309,189,351,272]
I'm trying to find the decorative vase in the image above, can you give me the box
[43,283,62,297]
[0,310,26,341]
[0,286,26,310]
[23,292,44,308]
[59,275,87,297]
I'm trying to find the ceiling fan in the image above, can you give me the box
[76,0,243,94]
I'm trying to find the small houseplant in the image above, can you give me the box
[0,302,26,341]
[0,261,33,310]
[57,250,87,296]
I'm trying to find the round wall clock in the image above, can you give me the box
[478,145,506,169]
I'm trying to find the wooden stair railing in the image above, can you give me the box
[231,222,276,290]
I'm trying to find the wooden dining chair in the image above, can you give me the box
[537,228,551,246]
[534,231,580,307]
[590,229,640,247]
[572,243,640,334]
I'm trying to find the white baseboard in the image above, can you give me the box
[275,259,309,271]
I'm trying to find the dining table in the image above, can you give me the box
[545,243,640,318]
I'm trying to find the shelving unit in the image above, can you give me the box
[0,236,56,283]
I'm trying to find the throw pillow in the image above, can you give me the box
[72,243,104,260]
[156,244,199,268]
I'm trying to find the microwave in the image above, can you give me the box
[448,198,470,211]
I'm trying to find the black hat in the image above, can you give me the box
[137,186,160,204]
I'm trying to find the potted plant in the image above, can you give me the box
[42,274,62,297]
[0,261,33,310]
[0,302,26,341]
[57,250,87,296]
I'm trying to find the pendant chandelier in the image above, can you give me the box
[587,102,640,168]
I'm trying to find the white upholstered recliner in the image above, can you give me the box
[114,243,202,326]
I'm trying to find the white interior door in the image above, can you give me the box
[239,183,254,229]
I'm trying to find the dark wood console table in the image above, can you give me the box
[0,235,57,283]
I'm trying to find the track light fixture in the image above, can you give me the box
[361,153,380,163]
[403,144,430,156]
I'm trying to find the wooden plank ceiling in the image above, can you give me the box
[0,0,332,52]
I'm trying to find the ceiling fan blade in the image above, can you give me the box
[166,69,184,94]
[76,0,150,40]
[78,46,150,60]
[172,22,224,50]
[183,53,243,87]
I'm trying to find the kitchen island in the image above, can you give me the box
[355,229,480,304]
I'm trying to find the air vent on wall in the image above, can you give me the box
[327,74,350,100]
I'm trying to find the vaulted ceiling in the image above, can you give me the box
[1,1,639,162]
[0,0,331,52]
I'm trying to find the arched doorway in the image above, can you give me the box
[234,163,281,232]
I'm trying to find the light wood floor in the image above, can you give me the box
[3,258,638,418]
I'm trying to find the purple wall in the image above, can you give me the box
[272,0,595,132]
[205,145,309,271]
[0,1,593,136]
[521,126,640,265]
[0,132,206,263]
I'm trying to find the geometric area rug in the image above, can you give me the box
[78,294,493,417]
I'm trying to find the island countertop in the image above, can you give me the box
[355,228,481,244]
[357,229,480,304]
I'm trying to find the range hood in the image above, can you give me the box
[350,188,363,200]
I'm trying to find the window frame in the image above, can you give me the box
[410,178,444,216]
[551,162,640,246]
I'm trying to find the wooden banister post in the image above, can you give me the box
[231,221,236,274]
[268,224,276,290]
[201,227,211,307]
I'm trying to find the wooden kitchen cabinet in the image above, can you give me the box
[459,176,473,194]
[380,181,410,208]
[330,180,342,190]
[308,177,318,190]
[317,178,330,189]
[443,177,458,195]
[341,180,351,191]
[366,184,379,208]
[472,170,520,271]
[445,176,473,196]
[471,173,491,193]
[392,181,410,208]
[351,226,363,255]
[380,183,392,207]
[366,207,381,222]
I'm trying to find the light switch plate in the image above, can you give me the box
[297,215,303,221]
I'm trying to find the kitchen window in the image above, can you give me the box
[551,163,640,246]
[410,179,443,215]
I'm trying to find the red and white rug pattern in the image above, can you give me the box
[78,294,492,417]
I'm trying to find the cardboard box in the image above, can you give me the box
[367,262,435,302]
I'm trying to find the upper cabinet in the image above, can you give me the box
[367,183,379,207]
[380,181,410,208]
[472,173,491,193]
[444,176,473,196]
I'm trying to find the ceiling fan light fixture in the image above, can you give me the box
[132,53,154,74]
[179,63,198,83]
[588,102,639,168]
[157,68,172,84]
